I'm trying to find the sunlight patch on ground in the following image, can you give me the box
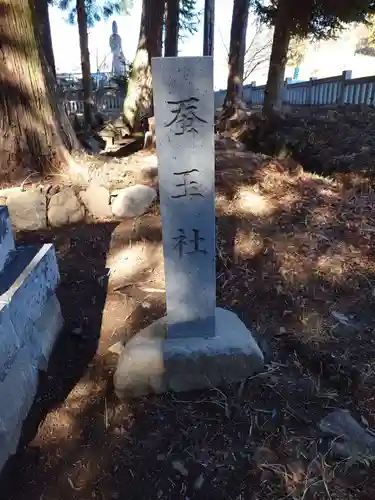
[315,243,369,283]
[216,193,232,214]
[37,408,77,443]
[316,186,341,200]
[235,187,276,217]
[106,241,163,290]
[234,229,264,262]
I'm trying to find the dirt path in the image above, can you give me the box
[1,151,375,499]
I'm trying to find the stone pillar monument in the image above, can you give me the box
[113,57,264,398]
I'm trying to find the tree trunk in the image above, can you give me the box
[0,0,79,183]
[262,0,291,117]
[76,0,92,128]
[123,0,165,132]
[165,0,179,56]
[223,0,250,110]
[203,0,215,56]
[34,0,56,77]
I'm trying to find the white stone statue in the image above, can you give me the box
[109,21,125,76]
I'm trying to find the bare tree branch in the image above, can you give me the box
[243,22,272,82]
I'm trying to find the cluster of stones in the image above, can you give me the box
[0,184,157,231]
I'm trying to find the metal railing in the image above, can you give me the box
[214,70,375,108]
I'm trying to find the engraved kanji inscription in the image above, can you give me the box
[171,169,203,199]
[173,228,207,259]
[165,97,207,135]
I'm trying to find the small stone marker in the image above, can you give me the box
[113,57,264,397]
[152,56,215,338]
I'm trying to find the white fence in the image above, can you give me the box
[63,94,124,115]
[214,70,375,108]
[63,70,375,114]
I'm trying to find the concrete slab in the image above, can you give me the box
[0,244,60,342]
[30,293,64,370]
[0,294,63,470]
[0,207,15,273]
[0,342,38,470]
[114,307,264,397]
[0,309,20,381]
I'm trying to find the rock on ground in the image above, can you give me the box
[111,185,157,218]
[48,188,85,227]
[7,190,46,230]
[80,185,112,219]
[319,409,375,459]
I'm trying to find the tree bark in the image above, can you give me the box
[223,0,250,110]
[76,0,92,128]
[34,0,56,77]
[203,0,215,56]
[165,0,179,56]
[262,0,291,117]
[0,0,78,183]
[123,0,165,132]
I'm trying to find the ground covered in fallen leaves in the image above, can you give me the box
[272,106,375,189]
[1,133,375,499]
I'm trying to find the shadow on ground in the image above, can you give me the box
[0,223,117,493]
[1,151,375,499]
[101,137,144,159]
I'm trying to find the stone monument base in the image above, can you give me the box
[113,308,264,398]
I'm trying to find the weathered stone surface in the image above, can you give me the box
[152,56,216,339]
[0,244,60,351]
[7,190,46,231]
[0,261,62,472]
[114,307,264,397]
[48,188,85,227]
[111,185,157,218]
[80,185,112,219]
[0,343,38,471]
[30,293,64,370]
[0,310,19,381]
[319,409,375,459]
[0,207,15,273]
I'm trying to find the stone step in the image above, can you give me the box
[0,293,63,472]
[0,207,15,274]
[0,244,60,381]
[0,341,39,470]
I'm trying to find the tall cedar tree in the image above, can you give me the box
[165,0,179,56]
[164,0,199,56]
[203,0,215,56]
[35,0,56,76]
[123,0,165,131]
[124,0,198,131]
[224,0,250,111]
[256,0,375,116]
[0,0,79,183]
